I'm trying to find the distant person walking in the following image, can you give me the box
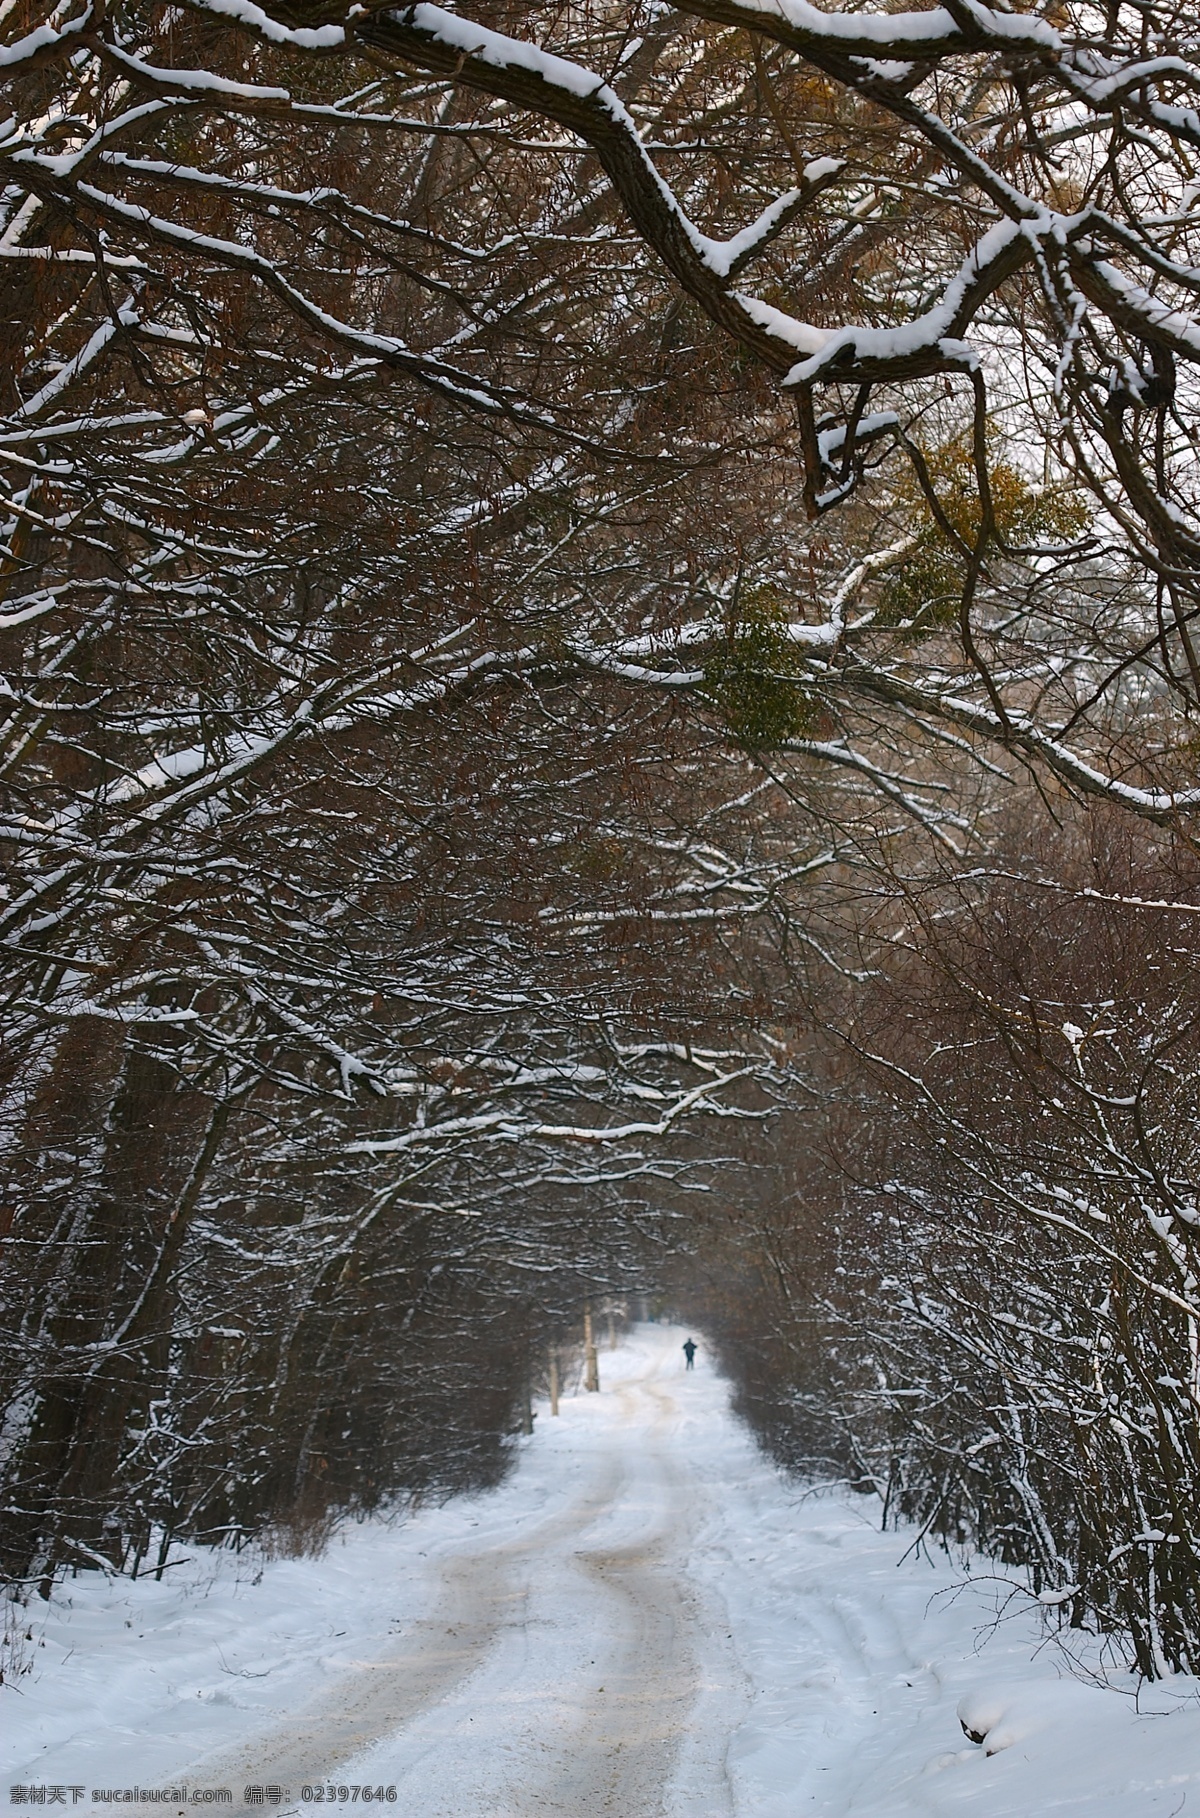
[682,1338,697,1370]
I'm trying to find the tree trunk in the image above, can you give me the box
[584,1304,600,1393]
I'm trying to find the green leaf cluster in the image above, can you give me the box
[879,446,1089,634]
[701,586,818,750]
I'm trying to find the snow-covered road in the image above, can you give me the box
[193,1342,725,1816]
[7,1325,1200,1816]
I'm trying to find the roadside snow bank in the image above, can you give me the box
[669,1332,1200,1817]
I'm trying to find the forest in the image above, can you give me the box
[4,0,1200,1689]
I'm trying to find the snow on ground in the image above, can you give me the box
[4,1324,1200,1816]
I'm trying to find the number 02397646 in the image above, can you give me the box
[300,1790,397,1804]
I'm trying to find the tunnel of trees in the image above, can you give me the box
[5,0,1200,1681]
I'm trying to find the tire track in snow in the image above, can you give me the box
[182,1338,733,1818]
[508,1371,715,1817]
[181,1453,625,1798]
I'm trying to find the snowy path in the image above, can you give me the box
[6,1326,1200,1817]
[196,1350,720,1816]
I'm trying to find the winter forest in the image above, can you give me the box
[7,0,1200,1722]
